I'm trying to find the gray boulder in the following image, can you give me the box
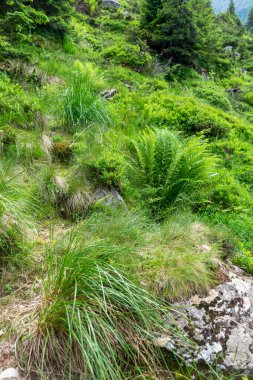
[101,0,121,8]
[93,188,124,207]
[157,263,253,376]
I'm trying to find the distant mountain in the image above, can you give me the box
[212,0,253,22]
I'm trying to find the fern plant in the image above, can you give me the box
[129,128,217,216]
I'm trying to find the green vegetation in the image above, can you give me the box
[0,0,253,378]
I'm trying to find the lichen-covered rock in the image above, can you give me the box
[101,0,121,8]
[93,188,124,207]
[159,264,253,375]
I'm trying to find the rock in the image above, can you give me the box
[41,133,53,162]
[100,89,118,100]
[163,264,253,375]
[101,0,121,8]
[0,368,20,380]
[47,76,64,85]
[225,87,243,95]
[93,188,124,207]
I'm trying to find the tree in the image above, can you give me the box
[142,0,198,65]
[0,0,73,41]
[189,0,222,68]
[141,0,162,27]
[246,7,253,32]
[226,0,243,28]
[228,0,236,15]
[141,0,221,68]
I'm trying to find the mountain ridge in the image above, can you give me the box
[212,0,253,21]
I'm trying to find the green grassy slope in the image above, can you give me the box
[1,3,253,379]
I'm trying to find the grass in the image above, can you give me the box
[19,231,173,379]
[62,71,110,132]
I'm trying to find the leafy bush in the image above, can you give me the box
[0,0,72,41]
[53,140,73,163]
[142,91,232,137]
[209,170,253,211]
[129,128,217,216]
[103,43,152,71]
[194,87,231,111]
[20,235,170,379]
[0,73,40,128]
[80,151,124,189]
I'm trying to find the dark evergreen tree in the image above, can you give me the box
[189,0,222,67]
[228,0,236,15]
[142,0,198,65]
[226,0,243,28]
[141,0,162,27]
[246,7,253,32]
[0,0,72,40]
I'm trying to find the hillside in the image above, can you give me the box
[1,0,253,379]
[212,0,253,21]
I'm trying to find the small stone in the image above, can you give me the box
[0,368,20,380]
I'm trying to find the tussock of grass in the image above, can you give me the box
[19,232,172,379]
[62,71,110,132]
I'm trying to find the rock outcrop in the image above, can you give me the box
[159,264,253,375]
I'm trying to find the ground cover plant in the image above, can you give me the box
[1,0,253,379]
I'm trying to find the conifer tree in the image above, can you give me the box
[142,0,198,65]
[228,0,236,15]
[189,0,221,67]
[246,7,253,32]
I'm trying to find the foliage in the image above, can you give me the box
[79,150,124,189]
[0,0,72,41]
[103,43,152,71]
[141,0,220,68]
[142,0,198,65]
[129,128,217,216]
[0,73,40,128]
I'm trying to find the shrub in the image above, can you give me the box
[194,87,231,111]
[103,43,152,71]
[19,235,171,379]
[53,140,73,163]
[81,151,124,189]
[129,128,217,216]
[0,73,40,128]
[0,125,16,151]
[142,91,232,137]
[209,170,253,211]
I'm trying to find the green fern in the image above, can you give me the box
[129,128,218,216]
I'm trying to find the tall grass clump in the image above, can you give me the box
[129,128,218,216]
[0,160,32,263]
[20,232,173,379]
[62,71,110,132]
